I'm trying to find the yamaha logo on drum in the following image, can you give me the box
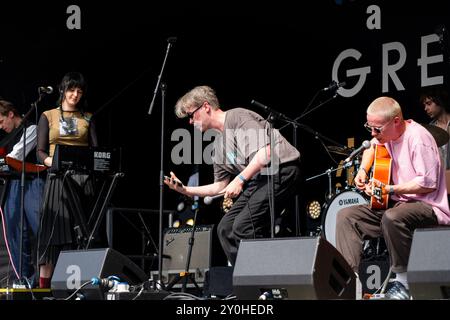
[339,198,362,206]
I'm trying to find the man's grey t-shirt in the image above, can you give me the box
[212,108,300,182]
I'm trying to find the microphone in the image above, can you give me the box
[38,86,53,94]
[251,100,290,121]
[322,81,346,92]
[344,140,371,163]
[204,194,225,205]
[167,36,177,44]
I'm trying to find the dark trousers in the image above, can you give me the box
[217,162,300,265]
[4,178,45,280]
[335,201,438,274]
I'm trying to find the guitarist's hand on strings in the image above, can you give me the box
[363,180,375,197]
[364,178,386,198]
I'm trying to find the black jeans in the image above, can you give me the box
[217,161,300,265]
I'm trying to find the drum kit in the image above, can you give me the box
[309,124,450,248]
[305,143,368,246]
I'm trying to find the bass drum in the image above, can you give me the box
[321,190,368,248]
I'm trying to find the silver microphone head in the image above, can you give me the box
[204,196,213,205]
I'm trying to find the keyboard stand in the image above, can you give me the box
[85,172,124,249]
[54,170,124,250]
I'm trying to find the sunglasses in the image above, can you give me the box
[364,116,395,134]
[186,102,204,119]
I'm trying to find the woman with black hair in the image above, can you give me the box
[36,72,98,288]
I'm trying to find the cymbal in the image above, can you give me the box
[421,123,450,147]
[326,145,353,156]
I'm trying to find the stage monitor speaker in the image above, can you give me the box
[233,237,356,300]
[52,248,148,300]
[407,227,450,299]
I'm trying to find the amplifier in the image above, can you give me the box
[148,225,215,289]
[162,225,214,272]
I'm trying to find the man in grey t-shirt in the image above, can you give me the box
[165,86,301,265]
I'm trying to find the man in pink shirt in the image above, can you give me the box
[336,96,450,300]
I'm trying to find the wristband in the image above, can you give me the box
[237,174,247,184]
[388,185,394,195]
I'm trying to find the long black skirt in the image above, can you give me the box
[37,173,96,266]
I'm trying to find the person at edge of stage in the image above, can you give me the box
[0,99,45,286]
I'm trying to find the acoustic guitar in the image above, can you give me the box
[370,144,392,209]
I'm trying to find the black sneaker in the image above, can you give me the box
[385,281,411,300]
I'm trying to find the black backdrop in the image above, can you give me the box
[0,0,449,260]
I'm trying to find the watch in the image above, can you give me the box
[388,185,394,195]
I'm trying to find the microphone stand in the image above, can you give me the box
[16,92,43,286]
[280,83,342,133]
[251,100,306,238]
[147,37,176,291]
[292,124,301,236]
[165,203,201,294]
[252,99,347,237]
[278,85,347,164]
[148,37,176,115]
[267,117,276,238]
[305,161,355,200]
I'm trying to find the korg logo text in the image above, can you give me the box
[94,152,111,159]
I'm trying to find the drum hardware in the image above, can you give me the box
[326,145,353,156]
[306,159,358,201]
[338,158,361,191]
[362,237,388,260]
[326,168,334,200]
